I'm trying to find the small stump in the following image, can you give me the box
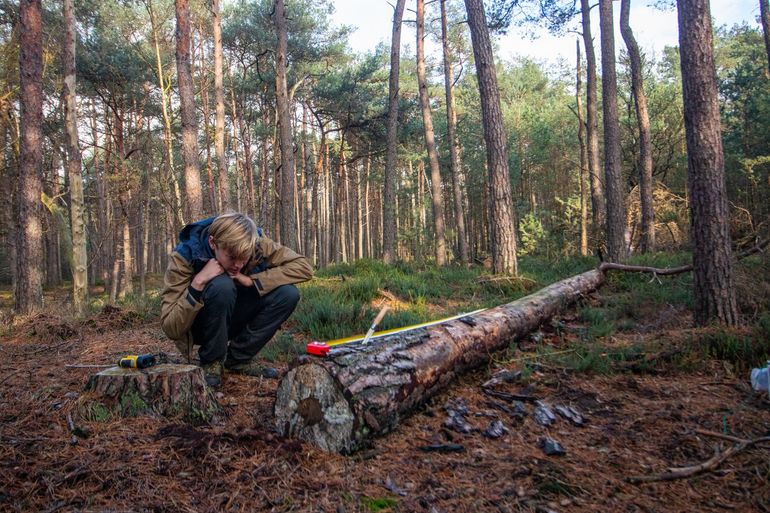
[81,364,217,422]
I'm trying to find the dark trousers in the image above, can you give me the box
[191,274,300,365]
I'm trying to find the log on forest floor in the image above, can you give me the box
[274,269,606,454]
[78,364,217,422]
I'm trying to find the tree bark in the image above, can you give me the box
[146,0,184,229]
[16,0,44,313]
[620,0,655,253]
[83,364,216,420]
[576,40,589,257]
[416,0,447,266]
[274,0,298,248]
[677,0,739,326]
[212,0,231,212]
[761,0,770,76]
[599,0,627,262]
[383,0,406,265]
[63,0,88,314]
[275,269,606,453]
[580,0,606,248]
[175,0,203,222]
[464,0,518,275]
[440,0,469,265]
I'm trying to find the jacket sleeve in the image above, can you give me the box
[160,251,204,340]
[249,236,313,295]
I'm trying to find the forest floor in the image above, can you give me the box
[0,266,769,513]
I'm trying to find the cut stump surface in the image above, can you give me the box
[83,363,216,420]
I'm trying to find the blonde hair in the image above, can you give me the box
[208,213,258,260]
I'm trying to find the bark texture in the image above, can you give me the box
[274,0,297,248]
[84,364,216,419]
[464,0,518,275]
[441,0,469,264]
[275,269,606,453]
[175,0,203,222]
[580,0,606,244]
[212,0,231,212]
[599,0,626,262]
[620,0,655,253]
[761,0,770,76]
[63,0,88,315]
[383,0,406,265]
[677,0,738,326]
[416,0,447,266]
[17,0,44,313]
[576,40,589,257]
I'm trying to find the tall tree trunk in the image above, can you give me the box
[146,0,184,228]
[274,0,297,248]
[580,0,606,248]
[761,0,770,76]
[599,0,626,262]
[440,0,469,265]
[175,0,203,222]
[677,0,738,326]
[620,0,655,253]
[464,0,518,275]
[576,40,589,257]
[383,0,406,264]
[416,0,447,266]
[196,24,216,215]
[63,0,88,313]
[212,0,231,211]
[16,0,44,313]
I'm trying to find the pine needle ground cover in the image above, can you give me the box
[0,254,768,512]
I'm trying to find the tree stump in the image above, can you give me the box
[81,364,216,421]
[275,269,606,453]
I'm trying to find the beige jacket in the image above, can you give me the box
[160,235,313,358]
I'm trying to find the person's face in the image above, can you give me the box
[209,236,247,276]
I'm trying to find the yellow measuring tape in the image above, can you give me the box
[324,308,487,347]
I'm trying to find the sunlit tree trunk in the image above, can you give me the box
[580,0,606,248]
[576,40,589,257]
[63,0,88,313]
[621,0,655,253]
[416,0,447,266]
[383,0,406,264]
[146,0,183,228]
[464,0,518,275]
[16,0,44,313]
[175,0,203,221]
[677,0,738,326]
[599,0,626,262]
[440,0,469,265]
[212,0,231,211]
[274,0,297,248]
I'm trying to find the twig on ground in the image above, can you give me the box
[627,433,770,484]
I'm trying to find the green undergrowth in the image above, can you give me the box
[292,257,598,342]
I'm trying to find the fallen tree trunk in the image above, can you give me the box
[274,269,606,453]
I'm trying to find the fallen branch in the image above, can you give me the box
[627,434,770,484]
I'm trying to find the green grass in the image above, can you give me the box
[360,496,398,512]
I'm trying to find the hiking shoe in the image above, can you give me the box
[224,359,280,379]
[201,360,223,388]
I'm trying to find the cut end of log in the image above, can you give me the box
[274,362,356,453]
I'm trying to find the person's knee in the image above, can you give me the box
[271,284,300,309]
[203,274,237,308]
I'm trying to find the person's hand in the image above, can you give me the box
[231,272,254,288]
[191,258,225,291]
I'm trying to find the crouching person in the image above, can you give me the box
[161,212,313,387]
